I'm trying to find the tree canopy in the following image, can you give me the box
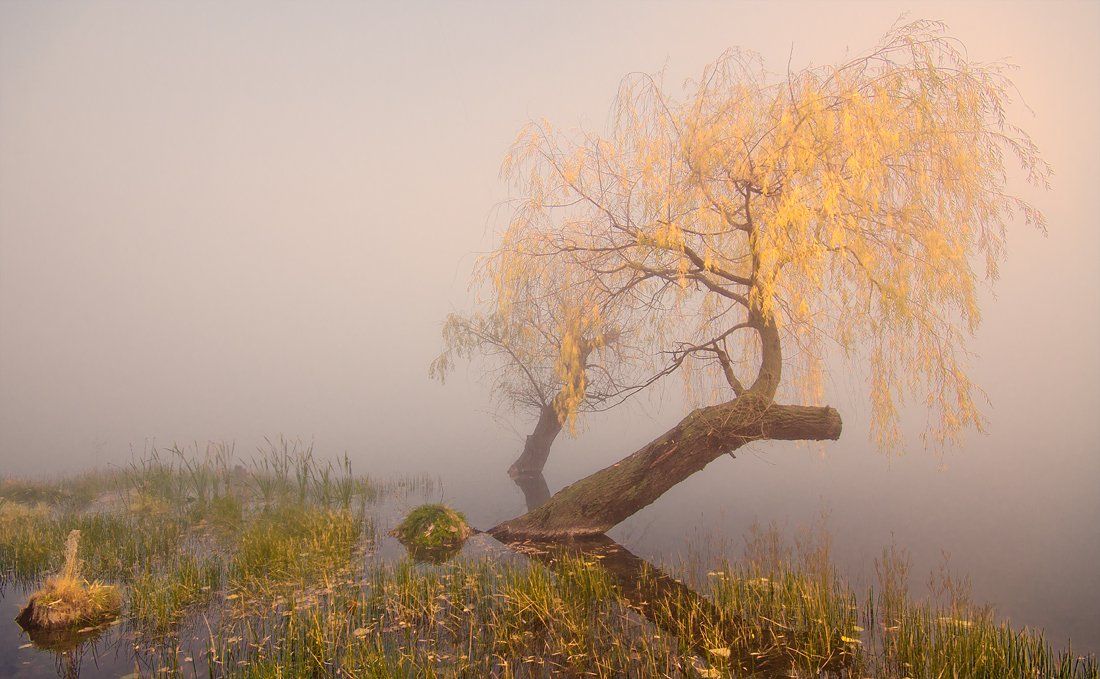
[493,19,1049,451]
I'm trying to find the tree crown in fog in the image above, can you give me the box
[491,20,1049,450]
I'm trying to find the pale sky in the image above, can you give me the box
[2,1,1096,472]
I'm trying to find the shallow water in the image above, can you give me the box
[0,584,131,678]
[0,482,511,678]
[2,448,1097,677]
[398,444,1100,655]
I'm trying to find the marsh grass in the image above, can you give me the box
[206,556,689,678]
[0,478,69,506]
[230,504,369,595]
[1,454,1096,678]
[129,554,221,635]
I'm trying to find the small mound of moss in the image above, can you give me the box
[389,504,472,562]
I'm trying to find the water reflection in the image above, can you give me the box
[501,472,851,677]
[0,591,129,679]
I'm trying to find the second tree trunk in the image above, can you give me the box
[508,403,563,478]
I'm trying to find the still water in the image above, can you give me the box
[2,428,1097,676]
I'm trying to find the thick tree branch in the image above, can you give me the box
[490,395,841,539]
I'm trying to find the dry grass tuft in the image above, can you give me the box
[15,530,121,631]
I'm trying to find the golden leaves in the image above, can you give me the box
[484,21,1047,452]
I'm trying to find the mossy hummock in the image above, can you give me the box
[389,504,472,562]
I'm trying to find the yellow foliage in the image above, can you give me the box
[490,20,1048,451]
[436,234,635,434]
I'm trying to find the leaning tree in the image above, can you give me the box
[487,21,1049,539]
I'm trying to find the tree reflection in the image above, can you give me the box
[503,471,850,677]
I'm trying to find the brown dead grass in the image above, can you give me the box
[15,529,122,631]
[17,575,121,630]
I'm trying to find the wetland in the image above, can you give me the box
[1,443,1095,678]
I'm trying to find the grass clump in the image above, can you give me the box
[231,505,366,592]
[130,554,221,635]
[128,489,171,517]
[389,504,472,562]
[0,478,68,505]
[15,530,121,631]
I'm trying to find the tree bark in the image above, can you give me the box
[491,395,841,540]
[508,403,563,478]
[512,471,552,509]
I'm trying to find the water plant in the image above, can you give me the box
[231,504,367,594]
[129,554,221,635]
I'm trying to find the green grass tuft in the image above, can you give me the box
[389,504,472,562]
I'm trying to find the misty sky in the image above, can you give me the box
[2,1,1099,638]
[2,0,1095,471]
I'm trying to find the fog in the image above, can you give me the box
[2,0,1099,648]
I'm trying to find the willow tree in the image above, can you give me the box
[489,21,1049,539]
[431,253,643,478]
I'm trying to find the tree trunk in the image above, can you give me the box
[508,403,563,478]
[512,471,552,510]
[491,395,841,540]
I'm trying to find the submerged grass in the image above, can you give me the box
[0,453,1096,678]
[207,555,688,678]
